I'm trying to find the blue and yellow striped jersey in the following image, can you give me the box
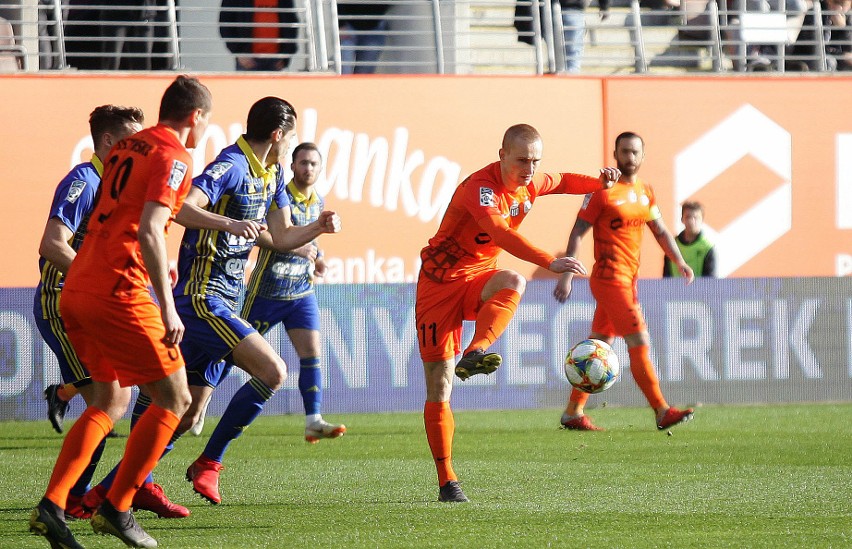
[34,156,103,320]
[244,181,324,302]
[174,137,289,304]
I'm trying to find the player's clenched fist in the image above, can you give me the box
[318,210,341,233]
[598,167,621,189]
[549,256,587,275]
[226,219,267,240]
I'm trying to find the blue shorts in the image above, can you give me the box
[34,313,92,388]
[241,292,320,335]
[176,293,256,388]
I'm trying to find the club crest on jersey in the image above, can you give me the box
[66,180,86,204]
[167,160,188,191]
[205,161,232,181]
[480,187,497,207]
[509,202,520,217]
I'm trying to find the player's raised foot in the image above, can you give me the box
[305,419,347,444]
[91,499,157,548]
[188,395,211,437]
[438,481,469,503]
[132,483,190,519]
[656,407,694,430]
[455,349,502,381]
[65,494,92,521]
[81,485,107,513]
[186,455,223,505]
[560,413,604,432]
[44,384,69,434]
[29,497,84,549]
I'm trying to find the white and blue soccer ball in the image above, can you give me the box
[564,339,620,394]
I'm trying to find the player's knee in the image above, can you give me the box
[504,271,526,294]
[258,358,287,390]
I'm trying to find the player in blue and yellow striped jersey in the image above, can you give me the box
[33,105,144,520]
[239,142,346,443]
[173,98,341,504]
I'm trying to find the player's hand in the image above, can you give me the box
[293,243,318,261]
[161,305,185,346]
[314,257,328,279]
[318,211,341,234]
[553,273,574,303]
[598,167,621,189]
[227,219,267,240]
[549,256,587,276]
[679,263,695,285]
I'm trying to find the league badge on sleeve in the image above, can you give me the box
[167,160,189,190]
[480,187,497,207]
[205,161,233,181]
[65,180,86,204]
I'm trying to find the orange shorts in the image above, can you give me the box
[415,270,497,362]
[60,290,185,387]
[589,277,647,337]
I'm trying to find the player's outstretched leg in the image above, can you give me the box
[29,497,84,549]
[454,349,502,381]
[91,499,157,548]
[44,384,70,434]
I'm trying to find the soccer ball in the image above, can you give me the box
[564,339,620,394]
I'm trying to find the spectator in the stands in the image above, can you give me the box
[220,0,299,71]
[787,0,851,71]
[337,2,390,74]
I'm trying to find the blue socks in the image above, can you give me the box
[298,357,322,417]
[202,377,275,463]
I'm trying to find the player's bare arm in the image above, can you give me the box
[38,218,76,274]
[139,201,186,345]
[648,218,695,284]
[257,207,341,253]
[175,186,267,239]
[553,217,593,303]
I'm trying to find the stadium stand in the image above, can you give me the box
[0,14,24,71]
[0,0,846,74]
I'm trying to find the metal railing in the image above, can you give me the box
[0,0,846,74]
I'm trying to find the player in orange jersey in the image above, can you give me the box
[29,75,212,549]
[417,123,620,503]
[553,131,695,432]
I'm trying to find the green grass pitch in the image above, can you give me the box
[1,403,850,548]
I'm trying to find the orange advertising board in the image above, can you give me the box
[0,74,604,288]
[1,74,850,288]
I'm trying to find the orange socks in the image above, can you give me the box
[424,401,457,486]
[464,288,521,354]
[628,345,667,410]
[567,387,590,413]
[45,406,113,508]
[107,404,180,511]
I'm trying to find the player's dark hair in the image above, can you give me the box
[292,142,321,162]
[245,97,297,141]
[615,131,644,149]
[158,75,212,122]
[682,201,704,216]
[502,124,541,149]
[89,105,144,145]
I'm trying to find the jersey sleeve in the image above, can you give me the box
[50,174,97,233]
[477,214,555,269]
[192,154,238,206]
[645,183,662,222]
[577,191,602,225]
[535,172,602,196]
[145,148,192,209]
[461,177,503,221]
